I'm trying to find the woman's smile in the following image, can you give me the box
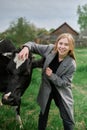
[57,37,70,58]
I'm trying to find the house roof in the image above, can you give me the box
[50,22,79,36]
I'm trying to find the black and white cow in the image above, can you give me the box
[0,39,44,128]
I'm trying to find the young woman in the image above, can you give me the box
[18,33,76,130]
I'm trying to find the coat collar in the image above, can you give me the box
[56,55,70,75]
[43,51,56,70]
[43,51,71,75]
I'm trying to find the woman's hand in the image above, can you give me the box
[46,67,52,76]
[18,47,29,60]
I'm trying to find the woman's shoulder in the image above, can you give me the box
[43,44,54,55]
[48,44,54,50]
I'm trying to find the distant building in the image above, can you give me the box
[50,22,79,44]
[35,22,79,46]
[35,33,50,44]
[79,29,87,39]
[77,29,87,47]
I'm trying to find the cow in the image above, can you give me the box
[0,39,44,128]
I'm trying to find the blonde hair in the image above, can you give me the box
[53,33,76,60]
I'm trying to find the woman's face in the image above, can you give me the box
[57,37,70,58]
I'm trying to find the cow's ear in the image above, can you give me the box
[0,39,16,53]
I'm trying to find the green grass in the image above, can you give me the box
[72,48,87,130]
[0,48,87,130]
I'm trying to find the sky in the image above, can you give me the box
[0,0,87,33]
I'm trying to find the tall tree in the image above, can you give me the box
[0,17,49,46]
[1,17,37,47]
[77,4,87,31]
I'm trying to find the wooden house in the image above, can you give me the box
[50,22,79,43]
[35,22,79,46]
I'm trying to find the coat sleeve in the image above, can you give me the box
[47,61,76,88]
[23,42,54,57]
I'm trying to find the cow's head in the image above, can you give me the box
[2,52,45,106]
[2,48,33,106]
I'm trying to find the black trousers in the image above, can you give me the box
[38,86,74,130]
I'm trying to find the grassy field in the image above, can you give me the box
[0,48,87,130]
[72,48,87,130]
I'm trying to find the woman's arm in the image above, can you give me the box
[18,42,54,59]
[24,42,54,56]
[46,63,76,88]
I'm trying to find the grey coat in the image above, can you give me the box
[24,42,76,122]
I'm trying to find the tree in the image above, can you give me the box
[49,28,55,33]
[0,17,49,46]
[1,17,37,47]
[77,4,87,31]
